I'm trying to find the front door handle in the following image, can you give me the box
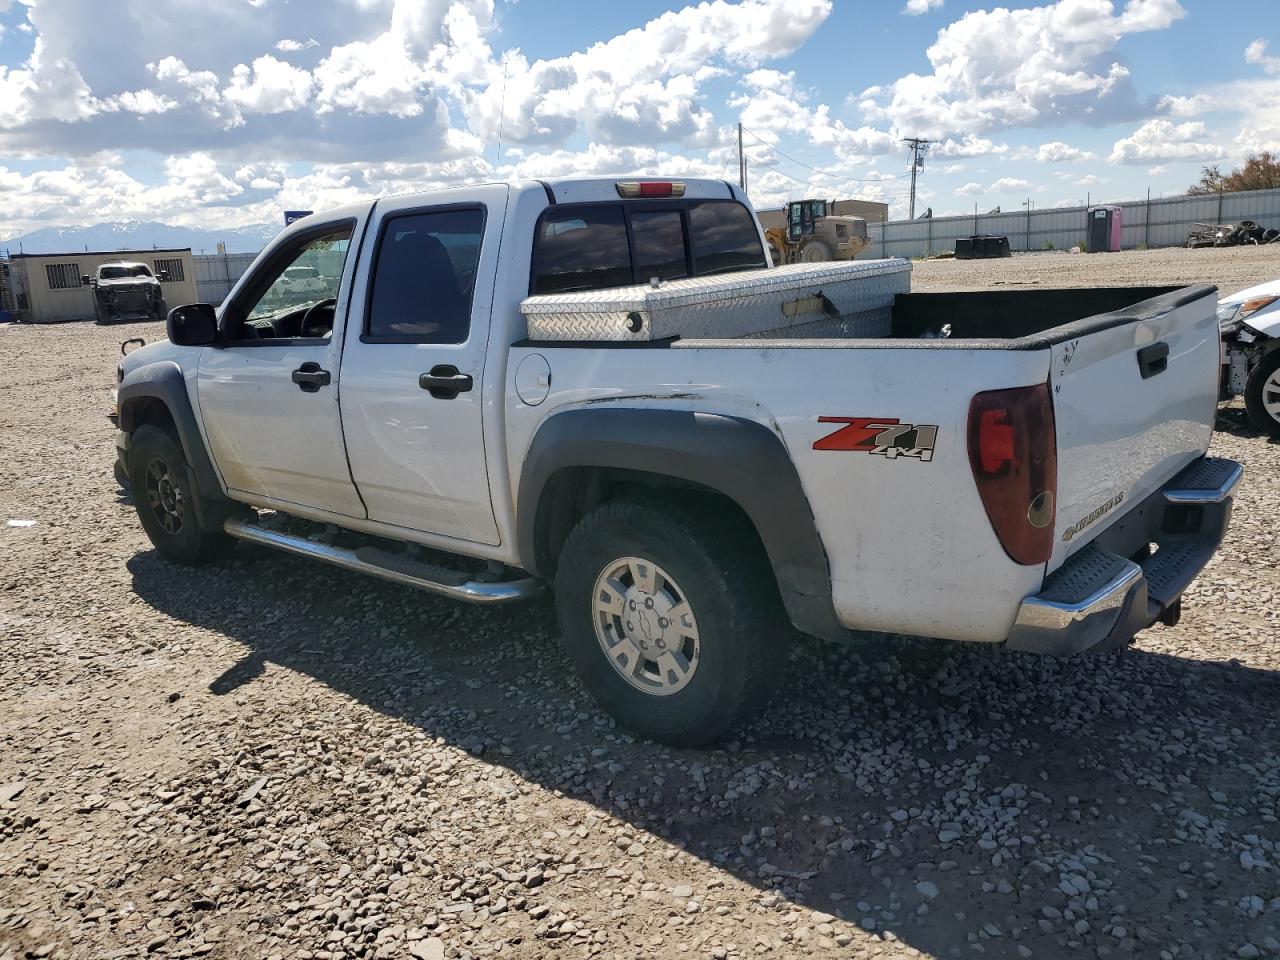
[292,362,331,393]
[1136,341,1169,379]
[419,365,474,399]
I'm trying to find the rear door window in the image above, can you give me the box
[366,207,484,343]
[532,206,631,294]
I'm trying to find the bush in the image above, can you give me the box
[1189,153,1280,194]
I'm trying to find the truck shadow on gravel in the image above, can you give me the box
[128,545,1280,957]
[1216,404,1279,443]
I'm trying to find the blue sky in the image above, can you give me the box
[1,0,1277,236]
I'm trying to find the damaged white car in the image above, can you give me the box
[1219,278,1280,437]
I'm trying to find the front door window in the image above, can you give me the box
[230,226,353,341]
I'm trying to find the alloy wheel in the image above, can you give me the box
[592,556,701,696]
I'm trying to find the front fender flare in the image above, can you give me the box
[117,360,231,526]
[517,407,841,641]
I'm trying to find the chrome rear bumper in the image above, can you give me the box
[1007,456,1242,656]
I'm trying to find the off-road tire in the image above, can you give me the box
[1244,349,1280,439]
[800,240,834,263]
[554,498,788,747]
[127,425,232,565]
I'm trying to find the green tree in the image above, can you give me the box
[1188,152,1280,194]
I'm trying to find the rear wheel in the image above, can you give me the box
[127,425,232,565]
[554,499,787,746]
[1244,349,1280,439]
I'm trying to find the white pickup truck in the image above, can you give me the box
[114,177,1241,745]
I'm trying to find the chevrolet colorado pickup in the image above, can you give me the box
[114,177,1241,745]
[86,261,168,324]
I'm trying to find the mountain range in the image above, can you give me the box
[2,220,281,256]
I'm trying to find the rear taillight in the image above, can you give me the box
[615,180,686,199]
[967,384,1057,565]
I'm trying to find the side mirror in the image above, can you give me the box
[81,275,92,286]
[167,303,218,346]
[158,271,169,282]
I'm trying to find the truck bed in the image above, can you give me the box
[509,281,1221,641]
[680,285,1201,347]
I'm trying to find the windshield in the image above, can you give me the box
[100,265,152,280]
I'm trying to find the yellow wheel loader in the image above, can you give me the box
[765,199,871,266]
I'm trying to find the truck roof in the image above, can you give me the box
[282,178,743,233]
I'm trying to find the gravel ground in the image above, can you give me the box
[2,246,1280,960]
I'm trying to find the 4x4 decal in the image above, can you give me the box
[813,417,938,461]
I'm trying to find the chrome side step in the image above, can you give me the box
[223,518,541,605]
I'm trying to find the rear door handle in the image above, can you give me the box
[292,362,331,392]
[419,365,474,399]
[1137,341,1169,379]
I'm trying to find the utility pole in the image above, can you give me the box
[1022,198,1034,251]
[737,122,747,193]
[902,137,930,219]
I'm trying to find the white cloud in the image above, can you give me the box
[275,38,321,53]
[464,0,833,147]
[148,56,225,119]
[862,0,1185,138]
[991,176,1032,192]
[955,180,983,196]
[1035,140,1097,162]
[107,89,179,115]
[1108,118,1225,164]
[0,37,98,127]
[1147,164,1166,175]
[1075,174,1106,185]
[1245,39,1280,76]
[728,69,895,165]
[903,0,944,15]
[932,135,1007,157]
[224,55,315,117]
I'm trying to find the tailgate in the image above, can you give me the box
[1049,286,1219,572]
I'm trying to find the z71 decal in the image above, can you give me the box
[813,417,939,462]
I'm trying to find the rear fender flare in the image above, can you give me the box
[517,407,842,641]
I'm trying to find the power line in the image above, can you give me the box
[741,126,904,184]
[750,158,911,202]
[718,139,737,180]
[751,159,912,199]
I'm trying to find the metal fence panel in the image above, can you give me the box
[194,252,257,305]
[857,186,1280,259]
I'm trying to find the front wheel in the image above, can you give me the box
[554,499,787,746]
[1244,349,1280,439]
[127,425,232,565]
[800,240,833,263]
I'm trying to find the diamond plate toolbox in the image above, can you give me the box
[520,259,912,342]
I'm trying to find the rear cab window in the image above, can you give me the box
[531,199,765,295]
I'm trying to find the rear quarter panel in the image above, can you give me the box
[506,341,1052,643]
